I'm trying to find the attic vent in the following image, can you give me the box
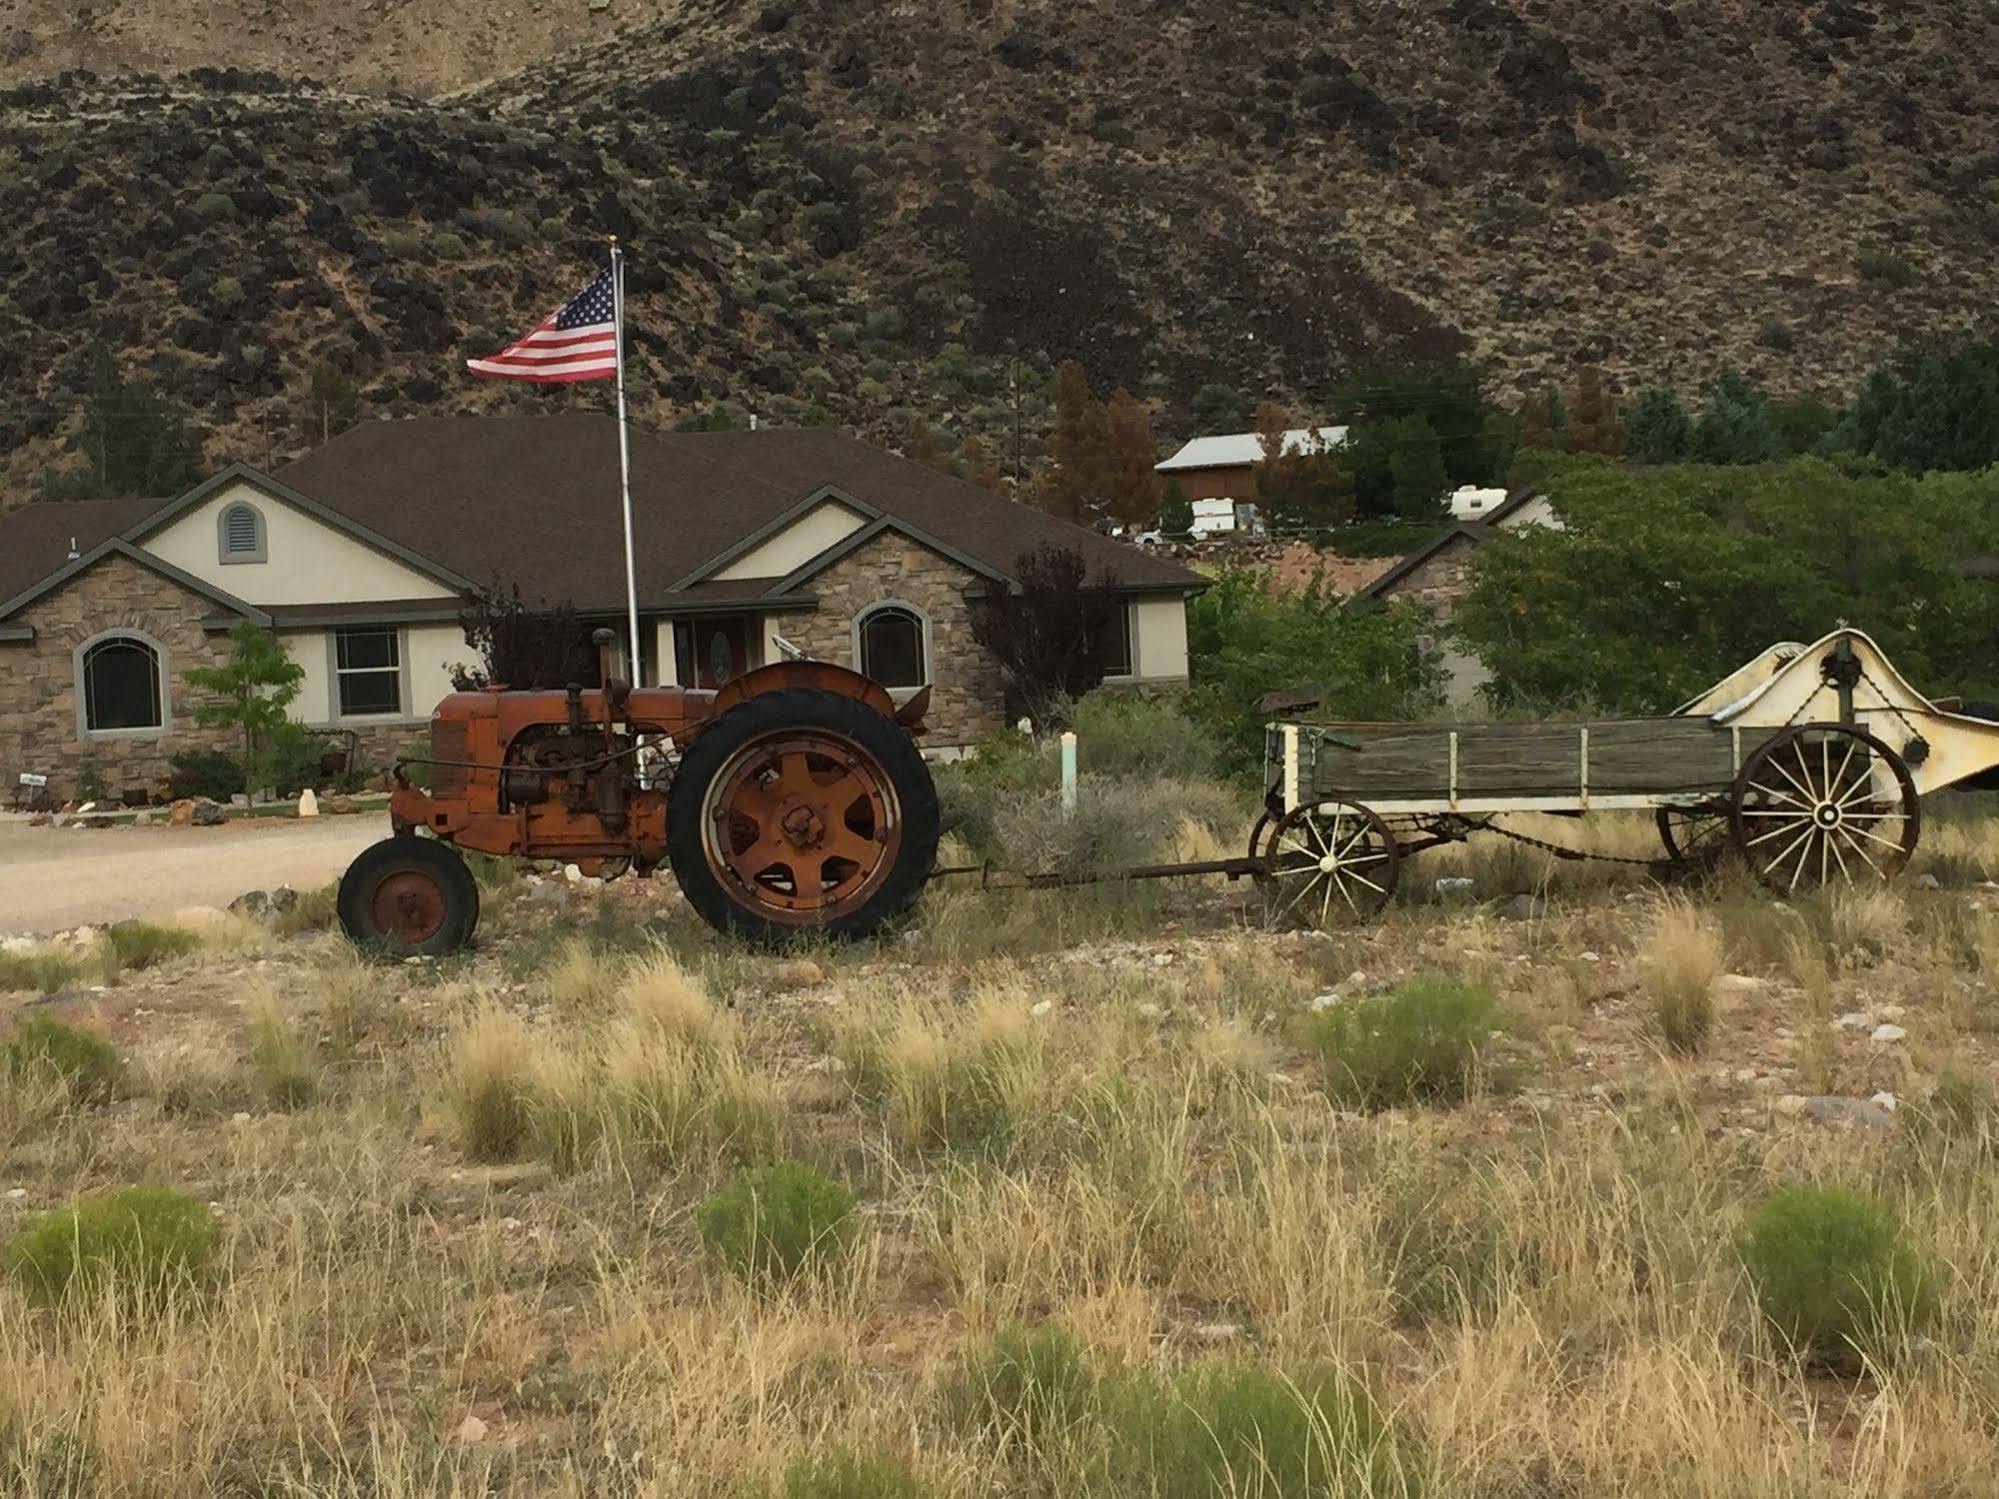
[219,502,265,562]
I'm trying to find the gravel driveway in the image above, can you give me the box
[0,815,387,934]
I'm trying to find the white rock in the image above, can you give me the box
[1870,1023,1907,1043]
[1877,1004,1907,1022]
[563,863,585,883]
[454,1414,489,1444]
[1029,999,1054,1017]
[1310,992,1342,1012]
[1151,952,1174,967]
[1870,1091,1898,1112]
[1579,951,1601,963]
[5,1188,24,1200]
[298,789,319,818]
[1833,1012,1874,1031]
[1136,1002,1166,1019]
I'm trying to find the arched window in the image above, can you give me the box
[217,501,266,563]
[79,634,165,733]
[855,602,928,690]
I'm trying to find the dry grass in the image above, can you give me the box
[1,824,1997,1495]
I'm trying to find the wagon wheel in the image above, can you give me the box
[1655,804,1732,873]
[1259,798,1401,927]
[1729,724,1920,894]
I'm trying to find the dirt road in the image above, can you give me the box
[0,816,384,934]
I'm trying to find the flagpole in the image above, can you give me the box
[610,237,642,687]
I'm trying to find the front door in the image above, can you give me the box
[684,616,752,688]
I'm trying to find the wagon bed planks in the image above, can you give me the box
[1298,718,1759,801]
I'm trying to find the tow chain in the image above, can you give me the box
[1425,813,1691,870]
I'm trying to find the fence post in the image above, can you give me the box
[1060,731,1078,815]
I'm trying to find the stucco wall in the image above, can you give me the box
[1130,596,1190,683]
[140,481,456,606]
[764,530,1008,747]
[0,553,237,799]
[285,621,469,727]
[712,501,868,581]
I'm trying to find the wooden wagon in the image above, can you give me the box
[1254,628,1999,921]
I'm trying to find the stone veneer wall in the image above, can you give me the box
[766,530,1007,746]
[1379,535,1478,609]
[0,553,237,799]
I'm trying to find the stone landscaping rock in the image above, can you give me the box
[771,958,825,990]
[1792,1095,1894,1130]
[230,890,272,919]
[1870,1023,1907,1043]
[190,799,227,827]
[269,886,299,913]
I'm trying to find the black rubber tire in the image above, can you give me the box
[337,835,482,957]
[667,687,940,946]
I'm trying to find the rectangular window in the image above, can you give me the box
[1100,602,1134,678]
[335,626,402,717]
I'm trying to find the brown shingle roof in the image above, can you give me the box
[272,415,1201,607]
[0,497,161,609]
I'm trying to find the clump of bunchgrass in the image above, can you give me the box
[246,995,318,1109]
[778,1448,931,1499]
[443,1007,541,1161]
[1639,899,1723,1055]
[103,921,198,971]
[947,1324,1099,1446]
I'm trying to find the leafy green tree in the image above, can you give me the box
[1333,361,1508,489]
[183,622,307,796]
[1185,568,1442,776]
[39,348,206,499]
[1689,366,1786,465]
[1158,478,1194,536]
[1770,396,1842,456]
[1453,457,1999,712]
[1251,402,1355,528]
[1384,415,1451,520]
[1624,387,1694,464]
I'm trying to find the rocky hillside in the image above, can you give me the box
[1,0,1995,499]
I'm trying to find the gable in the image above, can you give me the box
[138,479,457,607]
[712,500,871,582]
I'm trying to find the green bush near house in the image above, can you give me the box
[7,1186,219,1309]
[167,749,244,803]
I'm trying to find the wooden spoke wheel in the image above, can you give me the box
[1260,798,1401,927]
[337,835,481,956]
[1729,724,1920,894]
[667,687,939,944]
[1656,804,1732,872]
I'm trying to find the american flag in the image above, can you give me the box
[466,269,619,383]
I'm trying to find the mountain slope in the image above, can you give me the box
[0,0,1994,499]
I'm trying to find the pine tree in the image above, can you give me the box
[39,348,206,500]
[957,432,1004,492]
[1028,360,1111,521]
[1690,366,1786,465]
[1159,479,1194,537]
[1384,416,1450,520]
[1101,389,1160,524]
[1624,387,1695,464]
[1562,365,1625,456]
[1517,393,1557,451]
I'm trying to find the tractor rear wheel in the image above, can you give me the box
[337,835,481,956]
[667,687,939,946]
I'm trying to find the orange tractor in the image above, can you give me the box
[335,653,939,954]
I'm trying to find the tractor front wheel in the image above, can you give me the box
[337,836,482,956]
[667,687,940,946]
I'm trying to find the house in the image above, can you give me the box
[0,415,1205,800]
[1155,427,1350,506]
[1349,487,1556,704]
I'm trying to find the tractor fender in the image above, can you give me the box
[707,660,928,732]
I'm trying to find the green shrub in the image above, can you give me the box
[1738,1184,1940,1369]
[210,275,244,307]
[696,1162,858,1285]
[779,1449,929,1499]
[1857,252,1915,288]
[1304,976,1499,1109]
[383,228,426,260]
[430,230,467,259]
[7,1186,219,1308]
[167,749,243,802]
[1071,691,1219,783]
[948,1324,1097,1444]
[2,1016,120,1102]
[1113,1362,1406,1499]
[0,949,88,996]
[105,922,198,972]
[190,191,236,220]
